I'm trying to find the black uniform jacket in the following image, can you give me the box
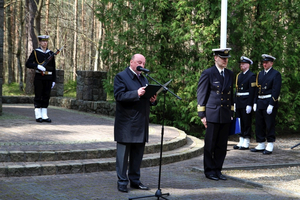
[254,68,281,109]
[197,65,234,124]
[114,67,156,143]
[235,70,256,109]
[25,48,56,82]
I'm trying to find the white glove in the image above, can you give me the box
[246,105,252,114]
[234,103,236,112]
[51,82,55,89]
[37,65,46,72]
[267,105,274,115]
[253,104,257,112]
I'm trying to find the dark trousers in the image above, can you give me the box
[116,142,145,186]
[204,122,230,176]
[34,79,52,108]
[255,108,277,143]
[236,108,252,138]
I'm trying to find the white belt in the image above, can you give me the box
[36,70,52,75]
[236,92,249,96]
[258,94,271,99]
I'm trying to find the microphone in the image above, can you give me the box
[137,66,150,73]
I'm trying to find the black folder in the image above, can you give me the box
[143,79,172,99]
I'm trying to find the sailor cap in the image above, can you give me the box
[240,56,253,65]
[212,48,232,58]
[38,35,49,41]
[262,54,276,62]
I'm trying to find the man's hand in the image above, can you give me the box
[253,103,257,112]
[201,117,207,128]
[51,82,55,89]
[246,105,252,114]
[234,103,236,112]
[150,94,157,103]
[267,105,274,115]
[137,86,146,97]
[37,65,46,72]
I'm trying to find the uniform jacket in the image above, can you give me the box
[235,70,256,109]
[25,48,56,82]
[114,67,156,143]
[197,65,234,124]
[254,68,281,109]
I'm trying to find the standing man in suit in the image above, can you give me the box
[197,48,234,181]
[233,56,256,150]
[251,54,281,155]
[114,54,157,193]
[26,35,56,123]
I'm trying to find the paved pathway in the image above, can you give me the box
[0,104,299,200]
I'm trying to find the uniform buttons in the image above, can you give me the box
[221,98,223,101]
[221,105,223,107]
[227,98,229,100]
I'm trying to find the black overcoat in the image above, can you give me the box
[114,67,153,143]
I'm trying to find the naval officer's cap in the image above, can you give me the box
[212,48,232,58]
[38,35,49,41]
[262,54,276,62]
[240,56,253,65]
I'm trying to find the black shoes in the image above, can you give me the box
[250,148,265,152]
[130,182,149,190]
[36,118,43,123]
[263,150,272,155]
[239,147,249,150]
[205,174,219,181]
[42,118,52,123]
[233,145,240,149]
[36,118,51,123]
[218,174,227,180]
[118,184,128,193]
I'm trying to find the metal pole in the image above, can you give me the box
[220,0,228,48]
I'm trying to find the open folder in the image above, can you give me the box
[143,79,172,99]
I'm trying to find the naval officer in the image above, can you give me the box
[251,54,281,155]
[197,48,234,181]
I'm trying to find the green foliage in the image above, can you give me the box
[63,80,77,98]
[2,83,26,96]
[96,0,300,134]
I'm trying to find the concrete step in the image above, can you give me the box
[0,129,187,162]
[0,135,203,177]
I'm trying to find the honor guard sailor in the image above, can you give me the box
[251,54,281,154]
[26,35,56,123]
[197,48,234,181]
[233,56,256,150]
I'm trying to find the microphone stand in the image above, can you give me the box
[129,72,181,200]
[291,143,300,149]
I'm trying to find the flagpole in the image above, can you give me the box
[220,0,228,48]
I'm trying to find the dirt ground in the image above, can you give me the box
[224,131,300,195]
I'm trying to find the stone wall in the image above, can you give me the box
[50,69,64,97]
[76,71,107,101]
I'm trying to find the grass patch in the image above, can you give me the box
[63,80,77,98]
[2,83,26,96]
[2,81,77,98]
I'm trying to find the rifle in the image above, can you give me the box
[40,46,64,75]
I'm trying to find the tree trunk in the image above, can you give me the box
[25,0,40,95]
[6,3,13,84]
[0,0,3,115]
[16,0,24,91]
[72,0,78,80]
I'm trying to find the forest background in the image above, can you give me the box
[1,0,300,136]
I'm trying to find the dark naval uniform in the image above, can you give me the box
[251,54,281,155]
[197,61,234,179]
[235,70,256,139]
[26,47,56,108]
[254,68,281,143]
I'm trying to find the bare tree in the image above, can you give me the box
[72,0,78,80]
[25,0,41,95]
[16,0,24,91]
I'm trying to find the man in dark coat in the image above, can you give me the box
[114,54,157,193]
[197,48,234,181]
[233,56,256,150]
[251,54,281,155]
[26,35,56,123]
